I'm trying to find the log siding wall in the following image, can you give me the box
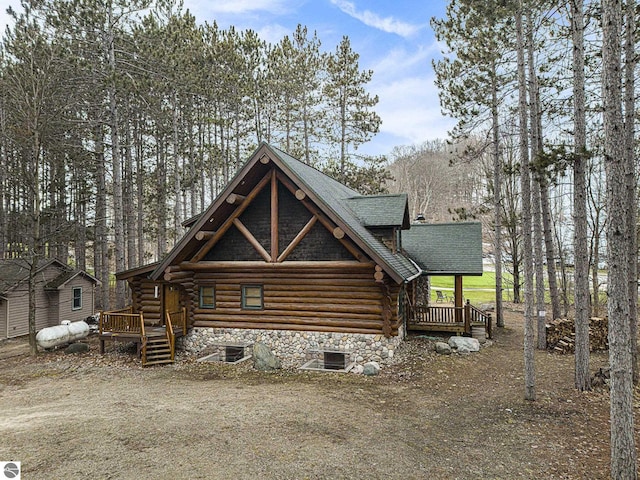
[189,265,400,336]
[131,279,163,325]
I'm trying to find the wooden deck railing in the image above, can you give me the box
[408,301,492,337]
[99,307,145,337]
[413,305,464,325]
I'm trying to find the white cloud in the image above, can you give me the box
[256,23,292,45]
[375,75,455,145]
[369,43,439,80]
[330,0,422,38]
[201,0,291,15]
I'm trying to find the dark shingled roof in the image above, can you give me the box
[345,194,410,228]
[0,259,100,294]
[401,222,483,276]
[0,259,70,294]
[45,269,100,289]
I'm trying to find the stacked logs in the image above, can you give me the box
[546,317,608,353]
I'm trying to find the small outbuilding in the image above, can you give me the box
[0,259,100,339]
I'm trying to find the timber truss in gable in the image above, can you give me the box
[188,165,368,266]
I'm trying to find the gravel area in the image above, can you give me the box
[0,305,630,479]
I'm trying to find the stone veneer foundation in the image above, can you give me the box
[178,326,405,369]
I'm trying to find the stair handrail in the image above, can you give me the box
[165,310,175,361]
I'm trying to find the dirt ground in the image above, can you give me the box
[0,304,633,479]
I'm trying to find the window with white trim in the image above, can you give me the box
[72,287,82,310]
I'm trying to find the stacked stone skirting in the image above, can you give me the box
[178,326,405,369]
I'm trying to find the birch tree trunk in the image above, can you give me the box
[602,0,636,476]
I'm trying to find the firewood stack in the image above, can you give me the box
[546,317,608,353]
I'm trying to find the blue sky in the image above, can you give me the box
[0,0,454,156]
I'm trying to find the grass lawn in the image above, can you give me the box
[429,271,513,304]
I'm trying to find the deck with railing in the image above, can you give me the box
[407,301,492,338]
[99,307,187,365]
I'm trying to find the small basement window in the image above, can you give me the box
[197,343,253,364]
[242,285,263,310]
[199,286,216,309]
[72,287,82,310]
[300,349,354,373]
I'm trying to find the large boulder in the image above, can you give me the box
[435,342,452,355]
[252,342,281,371]
[448,336,480,353]
[363,361,380,376]
[64,342,89,354]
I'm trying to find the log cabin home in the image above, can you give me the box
[0,259,100,340]
[112,143,489,367]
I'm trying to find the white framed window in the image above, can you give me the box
[72,287,82,310]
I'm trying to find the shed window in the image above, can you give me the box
[72,287,82,310]
[242,285,263,310]
[199,286,216,309]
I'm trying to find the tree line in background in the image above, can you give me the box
[432,0,637,476]
[0,0,389,313]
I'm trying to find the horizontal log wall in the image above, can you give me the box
[131,279,162,325]
[190,265,400,336]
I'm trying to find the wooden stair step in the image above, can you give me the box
[146,350,171,357]
[146,351,171,357]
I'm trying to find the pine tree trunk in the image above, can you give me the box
[124,115,136,270]
[94,124,110,310]
[173,93,183,245]
[28,130,41,357]
[539,181,561,320]
[135,117,145,267]
[106,9,125,308]
[491,67,504,328]
[571,0,591,392]
[623,0,637,385]
[156,137,167,258]
[525,11,547,348]
[516,3,535,401]
[602,0,637,476]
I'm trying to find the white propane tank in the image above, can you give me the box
[36,321,90,349]
[67,321,90,341]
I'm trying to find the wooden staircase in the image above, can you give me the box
[142,336,174,366]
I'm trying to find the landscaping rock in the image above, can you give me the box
[448,336,480,352]
[435,342,452,355]
[363,361,380,376]
[350,364,364,375]
[64,342,89,355]
[252,342,281,371]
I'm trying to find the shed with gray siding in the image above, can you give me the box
[0,259,100,339]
